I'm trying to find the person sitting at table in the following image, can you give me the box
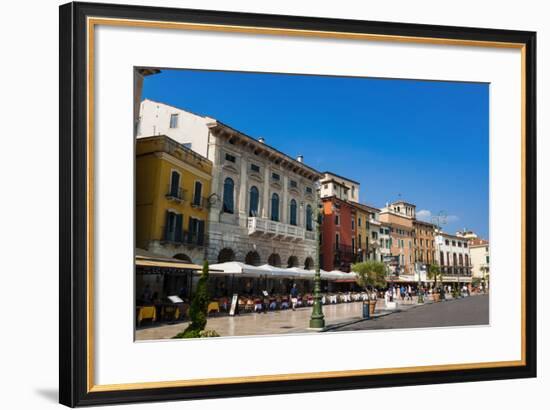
[254,298,263,312]
[141,284,153,305]
[280,297,289,310]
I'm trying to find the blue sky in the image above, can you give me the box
[142,69,489,239]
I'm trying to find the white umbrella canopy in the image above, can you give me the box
[285,266,316,279]
[257,264,288,278]
[208,261,267,277]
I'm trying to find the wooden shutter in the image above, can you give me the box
[188,216,195,244]
[170,172,180,196]
[175,214,183,242]
[163,210,170,240]
[198,220,205,246]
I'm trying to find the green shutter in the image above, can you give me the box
[175,214,183,242]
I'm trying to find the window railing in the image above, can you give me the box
[191,196,208,208]
[161,229,207,247]
[161,227,184,244]
[185,231,207,246]
[165,185,186,201]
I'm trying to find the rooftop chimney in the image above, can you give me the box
[297,155,304,163]
[258,137,265,143]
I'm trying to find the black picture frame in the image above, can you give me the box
[60,1,537,407]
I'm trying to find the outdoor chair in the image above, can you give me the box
[207,301,220,316]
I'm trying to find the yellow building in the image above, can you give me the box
[136,135,212,264]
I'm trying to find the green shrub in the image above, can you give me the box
[173,260,210,339]
[352,261,387,289]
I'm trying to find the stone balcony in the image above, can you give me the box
[247,217,308,241]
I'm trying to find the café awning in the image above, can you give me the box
[135,248,203,271]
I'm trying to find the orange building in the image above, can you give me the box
[320,196,357,272]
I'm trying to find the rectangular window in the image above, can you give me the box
[169,113,179,128]
[358,217,362,227]
[164,211,183,242]
[168,171,180,198]
[358,234,362,248]
[351,219,355,230]
[290,180,298,188]
[335,233,340,249]
[352,238,355,252]
[305,186,313,194]
[193,181,202,207]
[272,172,280,180]
[250,163,260,172]
[225,153,236,163]
[335,215,340,225]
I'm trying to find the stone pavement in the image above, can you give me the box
[135,296,435,341]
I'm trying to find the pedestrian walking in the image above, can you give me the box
[290,284,299,311]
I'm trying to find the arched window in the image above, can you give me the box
[287,256,299,268]
[289,199,297,226]
[306,205,313,231]
[223,177,234,213]
[218,248,236,263]
[271,193,280,222]
[249,186,259,217]
[268,253,281,267]
[245,251,261,266]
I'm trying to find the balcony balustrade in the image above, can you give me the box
[165,185,186,202]
[190,196,208,209]
[247,217,307,241]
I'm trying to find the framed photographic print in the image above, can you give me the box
[59,1,537,407]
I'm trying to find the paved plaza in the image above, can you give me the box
[330,294,489,332]
[136,300,387,340]
[135,294,488,340]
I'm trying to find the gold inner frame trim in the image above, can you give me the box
[86,16,527,393]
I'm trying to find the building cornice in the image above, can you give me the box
[208,122,322,181]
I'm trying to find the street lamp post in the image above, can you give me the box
[309,196,325,329]
[431,211,447,295]
[417,263,424,303]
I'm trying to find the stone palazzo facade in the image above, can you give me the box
[204,121,321,268]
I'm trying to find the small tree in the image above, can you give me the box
[174,260,210,338]
[352,261,387,298]
[427,263,442,290]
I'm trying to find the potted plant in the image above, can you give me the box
[427,263,442,302]
[352,261,387,316]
